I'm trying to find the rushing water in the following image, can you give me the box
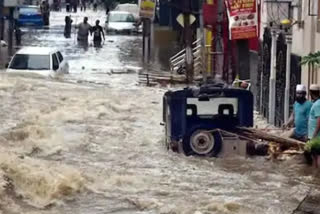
[0,8,320,214]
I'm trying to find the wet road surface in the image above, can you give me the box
[0,9,320,214]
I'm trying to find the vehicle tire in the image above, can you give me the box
[183,127,222,157]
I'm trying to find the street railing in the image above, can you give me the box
[169,38,204,76]
[139,38,206,86]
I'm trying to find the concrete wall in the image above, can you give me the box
[291,0,320,87]
[152,25,179,70]
[0,19,17,69]
[0,20,10,68]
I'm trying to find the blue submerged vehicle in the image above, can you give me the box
[17,6,44,27]
[162,83,254,157]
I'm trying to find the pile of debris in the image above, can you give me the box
[216,127,305,161]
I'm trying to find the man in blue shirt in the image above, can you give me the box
[305,84,320,166]
[308,84,320,139]
[284,84,313,142]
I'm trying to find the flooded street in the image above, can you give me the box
[21,9,142,87]
[0,9,320,214]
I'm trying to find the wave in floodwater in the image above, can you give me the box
[0,74,320,214]
[0,152,86,208]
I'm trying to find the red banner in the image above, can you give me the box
[203,2,218,27]
[225,0,258,40]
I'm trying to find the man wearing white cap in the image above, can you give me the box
[283,84,312,141]
[308,84,320,139]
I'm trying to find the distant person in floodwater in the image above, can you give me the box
[76,17,91,46]
[91,20,105,47]
[66,0,71,12]
[40,0,50,25]
[71,0,78,13]
[80,0,86,11]
[64,16,73,38]
[104,2,110,15]
[93,0,98,11]
[15,25,22,46]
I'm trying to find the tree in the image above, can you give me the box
[301,51,320,66]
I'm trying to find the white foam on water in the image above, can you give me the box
[0,151,86,208]
[0,72,316,214]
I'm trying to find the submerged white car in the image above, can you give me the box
[114,3,139,20]
[105,11,139,34]
[6,47,69,76]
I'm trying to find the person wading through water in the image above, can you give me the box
[91,20,105,47]
[93,0,98,11]
[80,0,87,11]
[64,16,73,38]
[41,0,50,25]
[76,17,91,48]
[282,84,313,142]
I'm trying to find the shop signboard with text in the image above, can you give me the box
[139,0,156,20]
[225,0,258,40]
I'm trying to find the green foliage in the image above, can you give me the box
[301,51,320,66]
[305,137,320,154]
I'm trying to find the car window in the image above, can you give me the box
[19,7,40,14]
[187,97,238,116]
[52,54,59,70]
[109,13,135,22]
[56,52,63,63]
[9,54,50,70]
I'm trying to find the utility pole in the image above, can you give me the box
[0,0,4,40]
[8,7,14,56]
[268,29,278,125]
[284,34,292,124]
[205,0,214,78]
[214,0,223,78]
[199,0,207,82]
[142,18,151,64]
[141,0,155,65]
[183,0,194,83]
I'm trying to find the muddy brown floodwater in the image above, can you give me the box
[0,8,320,214]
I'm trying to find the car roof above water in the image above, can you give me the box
[109,11,133,15]
[19,5,41,11]
[114,4,139,16]
[16,47,58,55]
[19,5,40,8]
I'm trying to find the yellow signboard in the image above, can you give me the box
[139,0,156,19]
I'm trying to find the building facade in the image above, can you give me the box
[291,0,320,87]
[255,0,304,126]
